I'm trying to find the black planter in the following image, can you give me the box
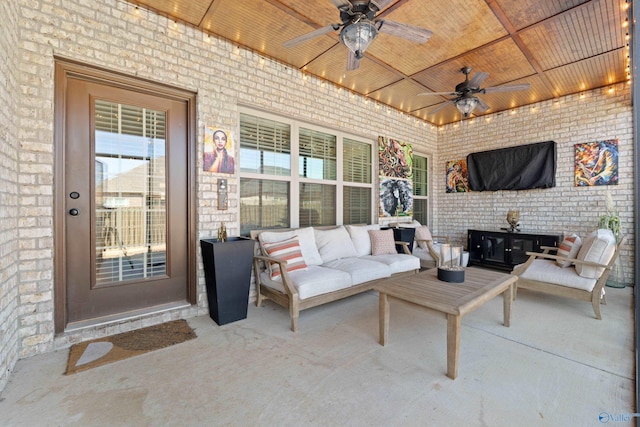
[437,267,465,283]
[200,237,255,326]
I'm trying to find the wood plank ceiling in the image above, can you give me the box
[127,0,631,125]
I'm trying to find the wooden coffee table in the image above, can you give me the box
[375,267,517,379]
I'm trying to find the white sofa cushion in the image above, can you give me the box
[315,226,358,263]
[575,229,616,279]
[556,233,582,268]
[324,258,391,285]
[259,227,323,266]
[345,224,380,256]
[261,237,307,280]
[518,259,598,292]
[362,253,420,274]
[259,265,353,300]
[369,229,397,255]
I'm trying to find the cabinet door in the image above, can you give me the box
[468,231,483,264]
[509,236,536,265]
[484,233,507,264]
[538,235,560,250]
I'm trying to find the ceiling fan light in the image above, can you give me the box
[340,20,377,59]
[455,96,479,118]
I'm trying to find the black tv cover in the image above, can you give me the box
[467,141,556,191]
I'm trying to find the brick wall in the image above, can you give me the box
[0,0,21,393]
[434,84,634,285]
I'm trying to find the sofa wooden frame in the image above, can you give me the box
[250,227,418,332]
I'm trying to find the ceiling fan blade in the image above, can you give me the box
[418,91,459,97]
[468,71,489,88]
[476,98,490,113]
[346,50,360,70]
[329,0,352,10]
[283,24,339,48]
[483,83,531,93]
[376,20,433,44]
[370,0,395,11]
[428,100,455,115]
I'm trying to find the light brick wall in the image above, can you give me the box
[434,84,634,285]
[0,0,21,392]
[2,0,634,380]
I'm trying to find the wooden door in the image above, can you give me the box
[58,68,193,329]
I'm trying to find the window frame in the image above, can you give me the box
[411,152,431,227]
[238,107,375,230]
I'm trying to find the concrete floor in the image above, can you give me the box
[0,286,635,427]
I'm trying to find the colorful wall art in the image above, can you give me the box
[379,178,413,218]
[203,126,235,174]
[446,159,469,193]
[378,136,413,179]
[574,139,618,186]
[378,136,414,219]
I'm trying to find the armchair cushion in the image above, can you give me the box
[261,237,308,280]
[518,259,598,292]
[414,225,433,249]
[369,229,397,256]
[556,234,582,268]
[575,229,616,279]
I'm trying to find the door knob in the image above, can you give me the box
[69,208,79,216]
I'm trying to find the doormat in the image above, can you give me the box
[65,319,197,375]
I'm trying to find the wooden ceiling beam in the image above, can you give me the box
[484,0,556,95]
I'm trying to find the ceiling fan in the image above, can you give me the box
[283,0,433,71]
[418,67,531,118]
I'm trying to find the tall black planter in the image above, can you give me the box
[200,237,255,326]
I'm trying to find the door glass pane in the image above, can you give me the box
[94,100,167,285]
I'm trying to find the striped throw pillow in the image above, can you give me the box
[262,237,308,280]
[556,234,582,268]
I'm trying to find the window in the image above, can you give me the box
[343,138,372,224]
[239,114,291,232]
[239,109,374,234]
[412,154,429,225]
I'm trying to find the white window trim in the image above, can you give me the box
[238,107,375,228]
[412,151,431,227]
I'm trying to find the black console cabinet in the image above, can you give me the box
[467,229,562,271]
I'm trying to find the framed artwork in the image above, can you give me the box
[446,159,469,193]
[379,178,413,218]
[203,126,235,174]
[574,139,618,186]
[378,136,413,179]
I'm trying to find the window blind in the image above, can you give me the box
[239,113,291,176]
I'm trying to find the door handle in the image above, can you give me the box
[69,208,79,216]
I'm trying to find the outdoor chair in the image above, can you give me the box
[511,230,625,320]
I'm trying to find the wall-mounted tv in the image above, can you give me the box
[466,141,556,191]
